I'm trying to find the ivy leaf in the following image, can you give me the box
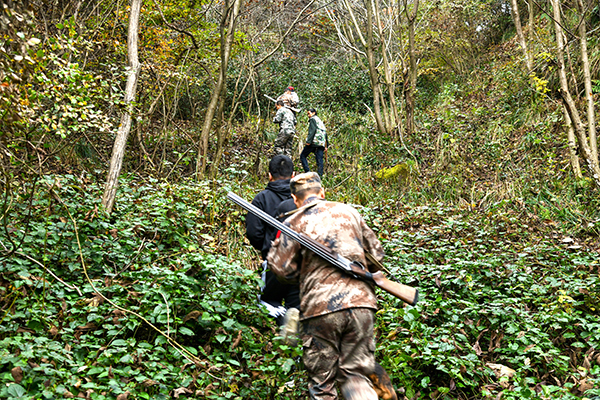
[216,334,227,343]
[119,354,133,363]
[7,384,26,398]
[281,358,294,374]
[112,339,127,347]
[178,327,195,336]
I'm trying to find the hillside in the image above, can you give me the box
[1,0,599,399]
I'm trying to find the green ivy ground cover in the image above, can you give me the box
[361,200,600,399]
[0,176,598,399]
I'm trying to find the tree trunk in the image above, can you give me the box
[510,0,532,71]
[577,0,597,163]
[528,0,535,43]
[404,0,418,137]
[101,0,142,214]
[196,0,242,179]
[209,87,227,178]
[374,0,399,136]
[363,0,385,133]
[552,0,600,188]
[562,104,582,178]
[211,63,254,177]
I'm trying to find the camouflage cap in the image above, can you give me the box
[290,172,322,194]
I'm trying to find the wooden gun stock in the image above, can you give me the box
[348,264,419,306]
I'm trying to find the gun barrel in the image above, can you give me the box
[227,192,418,305]
[227,192,344,269]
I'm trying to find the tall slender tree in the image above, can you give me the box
[551,0,600,188]
[196,0,243,179]
[403,0,419,137]
[576,0,597,163]
[509,0,532,71]
[102,0,142,213]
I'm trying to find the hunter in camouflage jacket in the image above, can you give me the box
[266,198,385,321]
[273,106,296,133]
[273,105,296,157]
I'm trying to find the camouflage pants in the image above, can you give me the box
[301,308,378,400]
[274,128,295,158]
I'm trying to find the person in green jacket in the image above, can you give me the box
[300,108,328,177]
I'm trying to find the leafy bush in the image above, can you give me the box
[365,202,600,399]
[0,175,306,399]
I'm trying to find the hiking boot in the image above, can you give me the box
[368,362,397,400]
[279,307,299,346]
[341,377,378,400]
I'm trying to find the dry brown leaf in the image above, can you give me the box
[203,383,216,396]
[76,322,97,331]
[583,355,591,371]
[11,366,23,384]
[486,363,515,380]
[577,378,593,394]
[63,390,74,398]
[250,326,261,336]
[183,310,202,323]
[173,387,193,398]
[85,294,104,307]
[473,341,482,356]
[142,379,158,387]
[231,330,243,349]
[116,391,130,400]
[523,344,535,352]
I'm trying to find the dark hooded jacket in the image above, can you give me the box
[246,178,292,259]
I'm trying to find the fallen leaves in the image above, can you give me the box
[485,363,515,388]
[173,387,193,398]
[11,366,23,384]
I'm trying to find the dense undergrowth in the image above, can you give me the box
[1,168,599,399]
[1,175,306,399]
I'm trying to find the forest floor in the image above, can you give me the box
[1,173,599,400]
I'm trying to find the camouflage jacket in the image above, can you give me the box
[273,107,296,132]
[267,198,385,321]
[277,92,299,107]
[307,115,328,147]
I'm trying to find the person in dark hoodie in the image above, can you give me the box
[245,155,300,326]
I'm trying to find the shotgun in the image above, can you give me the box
[227,192,419,306]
